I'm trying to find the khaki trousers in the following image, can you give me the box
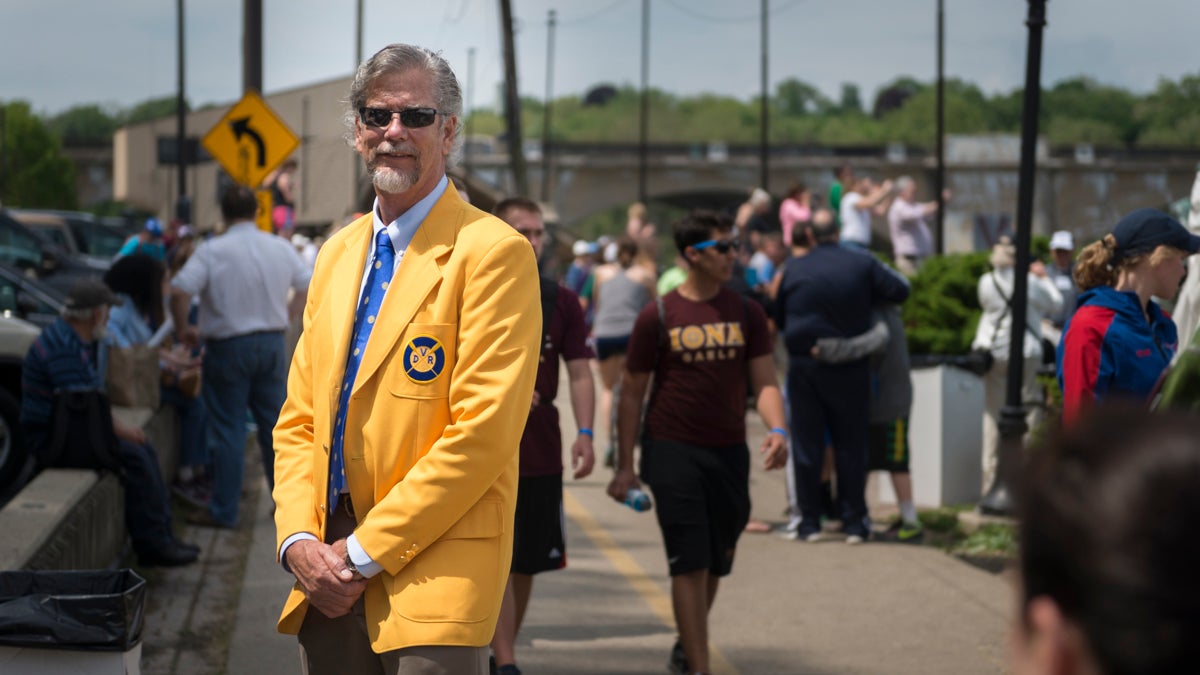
[297,497,489,675]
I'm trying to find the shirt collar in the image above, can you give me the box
[371,174,449,253]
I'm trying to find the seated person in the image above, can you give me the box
[1013,407,1200,674]
[104,254,210,507]
[20,279,199,567]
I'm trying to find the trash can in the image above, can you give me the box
[0,569,145,674]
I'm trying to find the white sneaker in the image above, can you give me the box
[845,534,865,545]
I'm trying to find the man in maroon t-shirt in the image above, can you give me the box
[491,198,595,675]
[608,209,788,675]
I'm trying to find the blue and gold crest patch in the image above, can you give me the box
[403,335,446,383]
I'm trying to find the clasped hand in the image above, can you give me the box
[286,538,368,618]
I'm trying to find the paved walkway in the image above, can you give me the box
[139,375,1012,675]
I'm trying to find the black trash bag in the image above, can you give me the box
[0,569,146,651]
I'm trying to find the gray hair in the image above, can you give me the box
[894,175,915,194]
[343,44,464,167]
[62,306,98,322]
[809,208,838,243]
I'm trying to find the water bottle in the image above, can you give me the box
[624,488,652,512]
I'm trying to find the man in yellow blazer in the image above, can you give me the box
[272,43,540,674]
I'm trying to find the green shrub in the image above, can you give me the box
[902,252,990,355]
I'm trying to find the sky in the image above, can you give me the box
[2,0,1198,117]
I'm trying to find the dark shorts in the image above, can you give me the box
[594,335,631,361]
[868,417,911,473]
[511,473,567,575]
[639,437,750,578]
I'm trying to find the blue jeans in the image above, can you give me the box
[160,385,208,469]
[115,438,175,555]
[201,331,287,526]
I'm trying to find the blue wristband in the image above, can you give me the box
[769,427,788,437]
[578,428,594,438]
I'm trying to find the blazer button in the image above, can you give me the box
[319,503,326,514]
[399,555,406,562]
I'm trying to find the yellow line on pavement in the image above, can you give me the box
[562,488,739,675]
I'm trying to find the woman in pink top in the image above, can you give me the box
[779,182,811,247]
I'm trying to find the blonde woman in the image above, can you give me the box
[1057,208,1200,425]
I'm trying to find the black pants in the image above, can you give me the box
[116,439,175,555]
[786,357,871,536]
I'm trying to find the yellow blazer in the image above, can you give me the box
[272,183,541,651]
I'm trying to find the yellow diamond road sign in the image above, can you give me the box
[202,90,299,188]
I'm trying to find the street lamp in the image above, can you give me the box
[979,0,1048,515]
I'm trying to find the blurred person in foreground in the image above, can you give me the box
[1057,208,1199,427]
[490,197,595,675]
[271,44,539,674]
[1013,407,1200,675]
[608,210,788,675]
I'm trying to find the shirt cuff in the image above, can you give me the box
[346,534,384,578]
[279,532,319,573]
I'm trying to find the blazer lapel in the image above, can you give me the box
[352,187,462,393]
[327,215,372,409]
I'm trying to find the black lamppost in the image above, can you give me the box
[759,0,769,193]
[637,0,649,204]
[540,9,556,201]
[175,0,190,223]
[934,0,945,255]
[979,0,1048,515]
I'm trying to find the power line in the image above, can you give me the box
[661,0,807,24]
[555,0,631,27]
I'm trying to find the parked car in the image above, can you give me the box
[0,209,103,294]
[8,210,115,269]
[0,315,40,495]
[0,262,67,329]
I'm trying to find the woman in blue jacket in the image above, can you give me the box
[1057,208,1200,425]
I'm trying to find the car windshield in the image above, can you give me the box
[69,220,126,258]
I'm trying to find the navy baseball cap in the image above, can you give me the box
[1111,208,1200,262]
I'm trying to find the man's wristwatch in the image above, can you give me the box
[344,553,364,580]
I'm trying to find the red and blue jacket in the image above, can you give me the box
[1056,286,1177,425]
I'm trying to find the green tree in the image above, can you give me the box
[124,95,188,125]
[48,104,120,147]
[1041,77,1139,145]
[0,100,77,208]
[838,83,863,114]
[774,78,833,117]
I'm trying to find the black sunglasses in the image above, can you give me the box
[358,107,440,129]
[692,239,735,254]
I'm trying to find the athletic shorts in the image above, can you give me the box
[639,437,750,578]
[511,473,567,575]
[594,335,631,361]
[868,417,911,473]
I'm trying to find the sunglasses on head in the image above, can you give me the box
[358,107,440,129]
[692,239,735,254]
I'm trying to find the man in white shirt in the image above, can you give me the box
[170,185,312,528]
[887,176,943,275]
[839,176,894,250]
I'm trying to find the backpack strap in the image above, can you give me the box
[538,277,559,357]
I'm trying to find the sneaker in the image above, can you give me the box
[885,520,925,543]
[796,525,823,543]
[668,638,688,674]
[845,533,865,545]
[172,479,211,509]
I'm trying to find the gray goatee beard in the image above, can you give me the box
[368,142,420,194]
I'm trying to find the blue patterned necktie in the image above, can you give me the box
[329,229,395,512]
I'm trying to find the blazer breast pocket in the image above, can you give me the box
[387,323,456,400]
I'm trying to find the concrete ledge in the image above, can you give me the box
[0,405,180,571]
[0,469,124,570]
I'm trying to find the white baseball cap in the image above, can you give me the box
[572,240,591,257]
[1050,230,1074,251]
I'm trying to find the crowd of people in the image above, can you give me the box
[17,41,1200,675]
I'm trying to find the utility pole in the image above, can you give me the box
[465,47,476,174]
[980,0,1048,516]
[541,9,556,202]
[499,0,528,197]
[176,0,190,223]
[354,0,364,205]
[935,0,946,255]
[638,0,649,204]
[243,0,262,93]
[759,0,769,193]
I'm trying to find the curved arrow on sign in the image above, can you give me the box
[229,117,266,167]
